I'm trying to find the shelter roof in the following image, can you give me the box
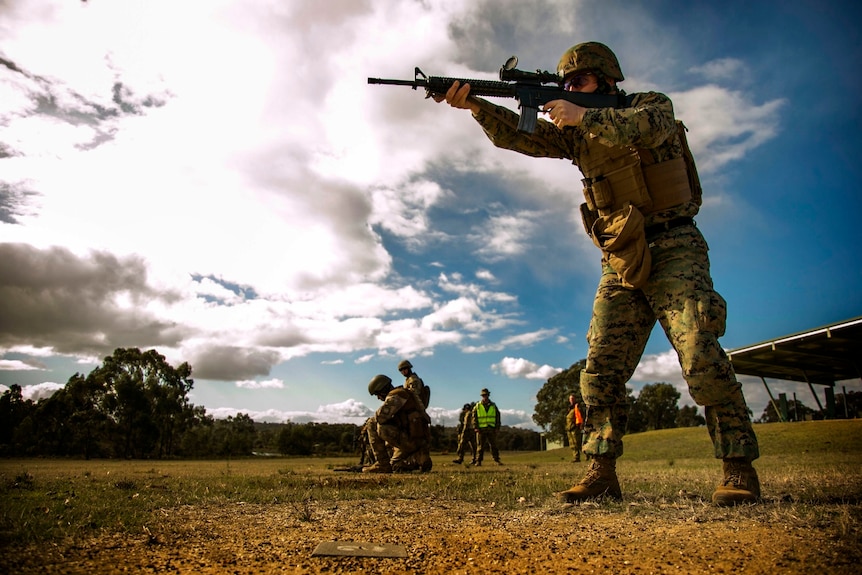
[727,316,862,386]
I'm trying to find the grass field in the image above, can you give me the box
[2,419,861,550]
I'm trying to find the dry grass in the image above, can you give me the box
[1,420,861,574]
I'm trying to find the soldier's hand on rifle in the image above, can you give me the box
[433,80,481,114]
[544,99,586,128]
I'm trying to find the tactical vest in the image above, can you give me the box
[579,120,701,219]
[577,121,703,290]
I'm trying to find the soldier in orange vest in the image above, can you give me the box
[566,394,585,463]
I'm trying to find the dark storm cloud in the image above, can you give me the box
[0,243,186,355]
[188,346,282,381]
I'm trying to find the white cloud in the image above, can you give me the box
[465,329,557,354]
[0,359,45,371]
[688,58,749,83]
[491,356,562,380]
[0,382,65,402]
[235,378,285,390]
[670,86,786,173]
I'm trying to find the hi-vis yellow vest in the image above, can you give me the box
[476,403,497,429]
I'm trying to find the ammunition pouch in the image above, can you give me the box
[590,204,651,289]
[582,152,650,214]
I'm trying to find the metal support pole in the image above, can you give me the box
[761,376,784,422]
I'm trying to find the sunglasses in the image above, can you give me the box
[563,72,595,91]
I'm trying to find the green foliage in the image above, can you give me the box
[630,382,681,432]
[532,360,585,443]
[676,404,706,427]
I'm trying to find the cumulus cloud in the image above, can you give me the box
[0,358,46,371]
[235,378,284,390]
[491,356,563,380]
[0,0,793,418]
[670,86,785,173]
[465,330,558,354]
[0,381,65,402]
[688,58,750,83]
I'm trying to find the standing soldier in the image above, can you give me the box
[452,402,477,465]
[566,394,584,463]
[363,374,432,473]
[432,41,760,505]
[473,388,502,466]
[398,359,430,408]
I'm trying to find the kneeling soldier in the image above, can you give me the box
[363,374,432,473]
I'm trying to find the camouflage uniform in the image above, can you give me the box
[453,403,477,464]
[399,359,430,409]
[566,401,584,462]
[404,373,427,406]
[367,386,432,471]
[469,88,759,464]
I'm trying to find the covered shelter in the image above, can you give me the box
[727,316,862,421]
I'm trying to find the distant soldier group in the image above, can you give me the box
[359,359,507,473]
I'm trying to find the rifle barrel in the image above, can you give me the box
[367,78,420,87]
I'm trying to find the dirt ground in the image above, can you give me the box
[4,474,861,575]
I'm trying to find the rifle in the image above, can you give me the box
[368,56,631,134]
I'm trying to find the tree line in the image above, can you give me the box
[0,348,540,459]
[4,348,855,459]
[530,360,860,445]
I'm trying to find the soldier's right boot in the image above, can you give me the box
[361,461,392,473]
[559,456,622,502]
[712,459,761,506]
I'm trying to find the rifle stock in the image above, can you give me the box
[368,63,631,134]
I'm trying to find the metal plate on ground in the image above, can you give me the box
[311,541,407,558]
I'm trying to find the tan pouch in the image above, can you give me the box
[580,202,598,237]
[590,204,651,289]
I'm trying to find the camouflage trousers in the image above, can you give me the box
[580,225,759,462]
[567,428,583,458]
[367,416,430,467]
[455,430,477,461]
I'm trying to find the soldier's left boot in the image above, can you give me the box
[712,459,761,506]
[559,456,622,502]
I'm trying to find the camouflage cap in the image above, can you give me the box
[368,374,393,396]
[558,41,624,82]
[480,388,490,396]
[397,359,413,371]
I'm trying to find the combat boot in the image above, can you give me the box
[361,461,392,474]
[712,459,761,506]
[452,458,463,464]
[559,456,622,502]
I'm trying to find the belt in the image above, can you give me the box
[645,217,695,243]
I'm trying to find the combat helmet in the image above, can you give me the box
[397,359,413,371]
[557,41,624,82]
[368,374,393,396]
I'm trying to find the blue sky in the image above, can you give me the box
[1,0,860,431]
